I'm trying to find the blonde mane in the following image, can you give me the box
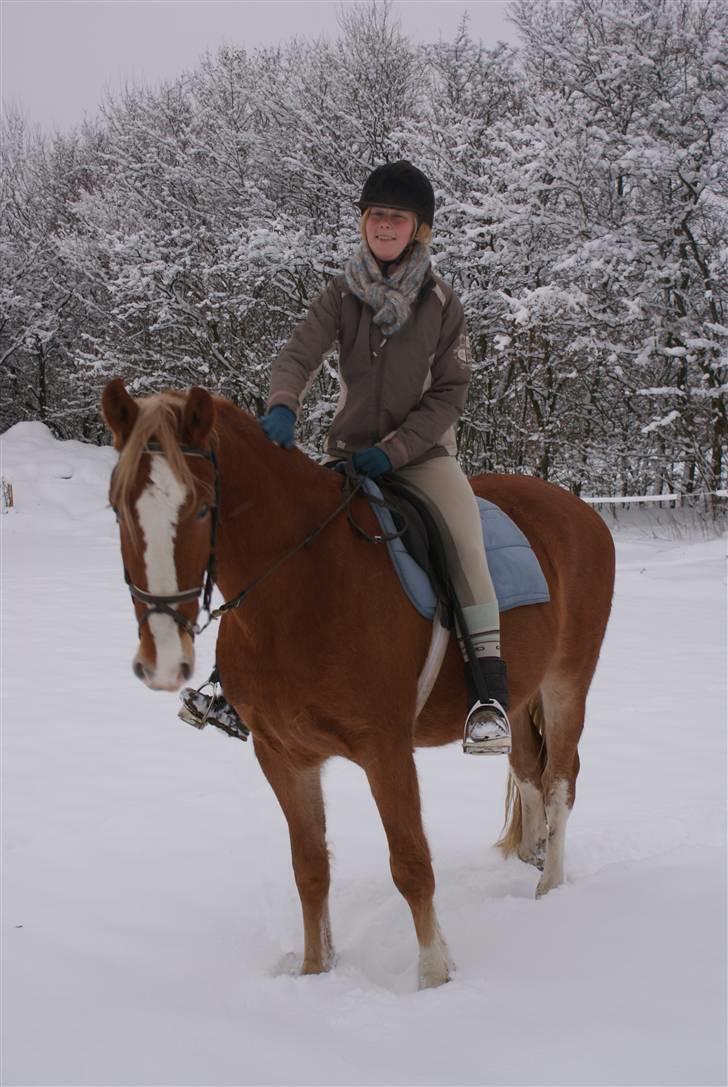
[110,392,208,524]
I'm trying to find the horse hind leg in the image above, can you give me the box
[536,677,585,898]
[497,699,547,870]
[254,743,334,975]
[364,736,453,990]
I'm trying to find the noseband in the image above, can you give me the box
[120,442,220,640]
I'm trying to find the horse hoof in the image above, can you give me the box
[301,957,334,976]
[518,843,546,871]
[418,967,451,990]
[535,873,563,898]
[418,937,454,989]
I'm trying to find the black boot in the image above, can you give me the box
[468,656,509,709]
[463,657,511,756]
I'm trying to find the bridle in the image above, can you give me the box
[116,441,407,641]
[118,442,220,640]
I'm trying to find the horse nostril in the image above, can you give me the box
[133,660,147,681]
[180,662,192,681]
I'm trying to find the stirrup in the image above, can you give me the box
[462,699,511,756]
[178,676,249,742]
[178,669,219,728]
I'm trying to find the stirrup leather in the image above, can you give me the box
[462,698,511,756]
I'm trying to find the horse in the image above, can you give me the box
[101,378,615,990]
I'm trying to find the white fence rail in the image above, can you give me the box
[583,491,726,508]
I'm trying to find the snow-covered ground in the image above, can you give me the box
[2,422,726,1087]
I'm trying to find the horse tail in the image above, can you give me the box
[496,694,546,857]
[496,773,522,857]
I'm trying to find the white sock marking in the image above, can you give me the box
[513,774,547,862]
[537,778,570,896]
[418,921,453,990]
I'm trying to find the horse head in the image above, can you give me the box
[102,378,218,691]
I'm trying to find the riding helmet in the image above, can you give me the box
[357,161,435,227]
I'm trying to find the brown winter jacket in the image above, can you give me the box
[266,270,472,470]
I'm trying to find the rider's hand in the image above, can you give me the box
[260,405,296,448]
[351,447,393,478]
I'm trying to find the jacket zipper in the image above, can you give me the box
[372,333,387,444]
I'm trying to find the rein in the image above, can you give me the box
[194,469,368,635]
[121,443,404,640]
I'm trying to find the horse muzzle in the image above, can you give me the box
[132,613,195,691]
[133,652,194,691]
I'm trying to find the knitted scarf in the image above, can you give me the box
[344,241,431,338]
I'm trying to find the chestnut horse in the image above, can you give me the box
[102,379,614,989]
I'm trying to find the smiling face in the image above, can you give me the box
[364,206,418,263]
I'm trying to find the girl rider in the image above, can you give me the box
[184,161,511,755]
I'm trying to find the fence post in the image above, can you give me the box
[1,478,14,513]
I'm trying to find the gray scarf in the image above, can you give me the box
[344,241,431,338]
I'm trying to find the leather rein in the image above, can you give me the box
[118,443,406,641]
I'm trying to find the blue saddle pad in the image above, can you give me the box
[362,479,550,619]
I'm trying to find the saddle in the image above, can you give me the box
[369,477,455,621]
[357,476,550,621]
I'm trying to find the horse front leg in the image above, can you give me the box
[254,743,334,975]
[363,735,453,990]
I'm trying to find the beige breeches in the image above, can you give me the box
[393,456,501,655]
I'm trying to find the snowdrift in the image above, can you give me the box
[1,423,726,1086]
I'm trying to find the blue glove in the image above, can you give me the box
[260,405,296,448]
[351,447,393,478]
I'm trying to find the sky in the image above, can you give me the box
[1,0,520,133]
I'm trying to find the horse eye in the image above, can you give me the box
[112,506,123,523]
[196,505,210,521]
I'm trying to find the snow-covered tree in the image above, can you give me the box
[1,0,725,506]
[506,0,728,496]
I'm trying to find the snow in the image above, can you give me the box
[2,424,726,1087]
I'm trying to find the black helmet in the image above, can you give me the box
[357,160,435,227]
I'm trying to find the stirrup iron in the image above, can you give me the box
[178,675,217,729]
[178,672,250,742]
[463,698,511,756]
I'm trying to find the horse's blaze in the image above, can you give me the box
[134,455,193,689]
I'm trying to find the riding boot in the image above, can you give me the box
[178,673,249,741]
[462,656,511,756]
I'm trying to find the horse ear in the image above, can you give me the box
[182,386,214,446]
[101,378,139,448]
